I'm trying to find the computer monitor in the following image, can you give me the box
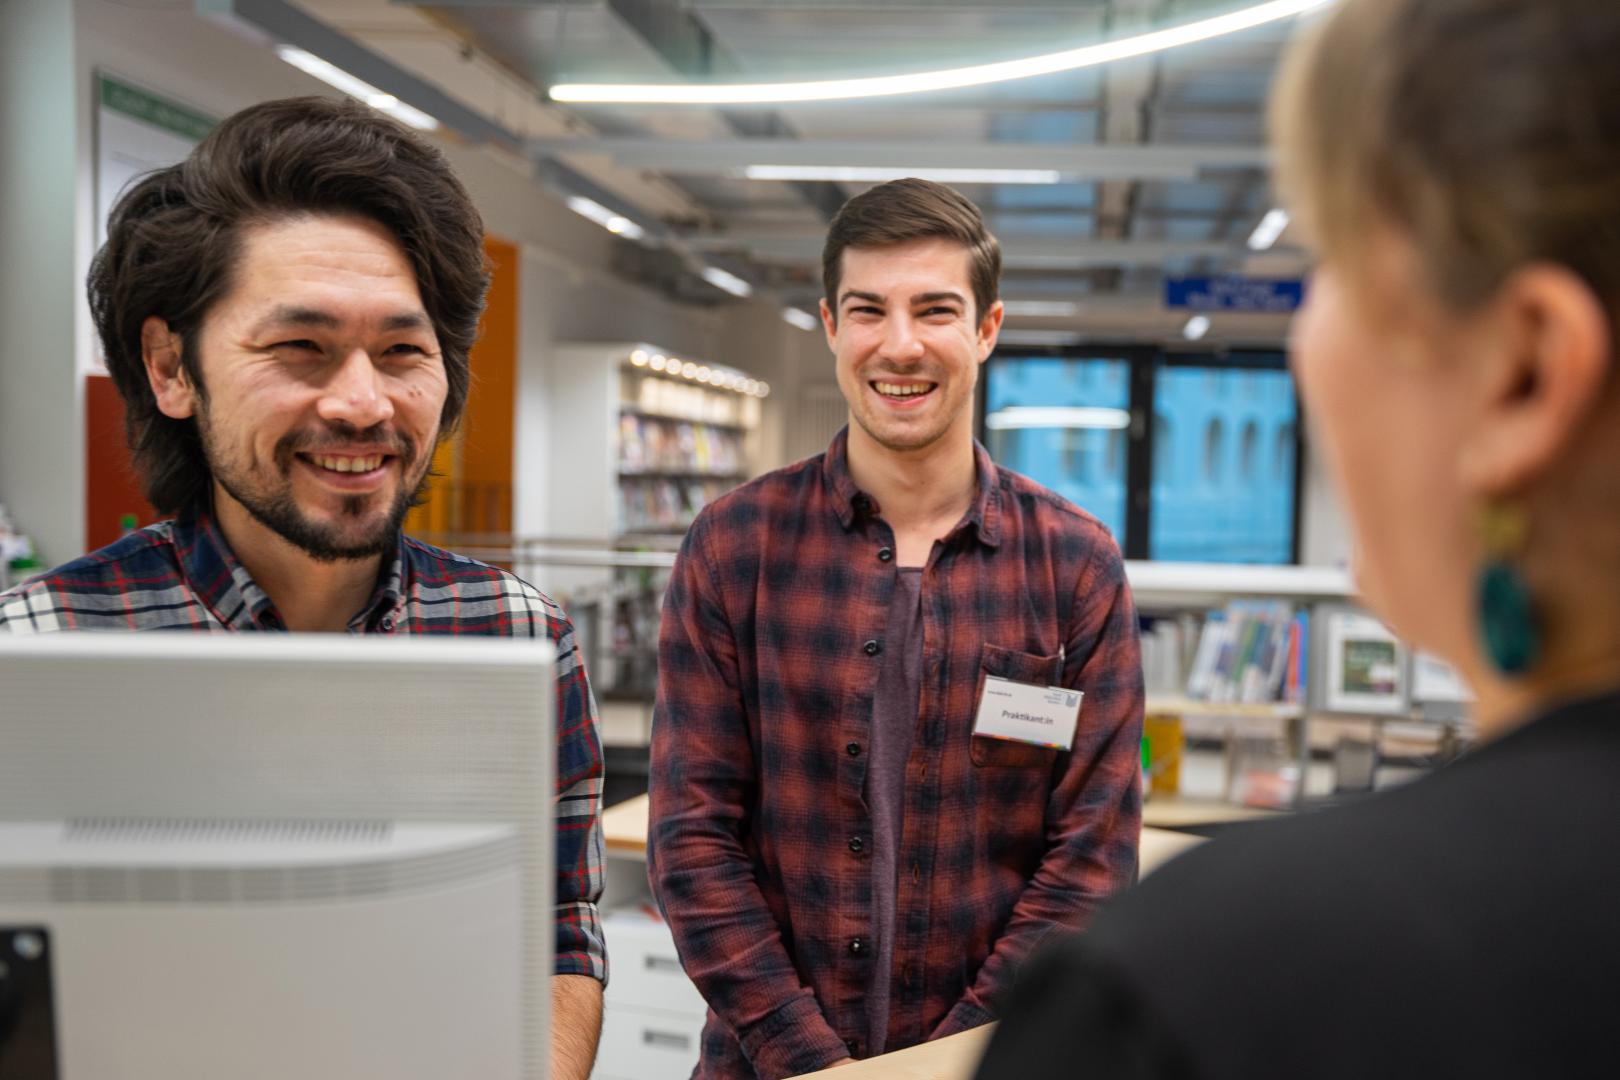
[0,632,556,1080]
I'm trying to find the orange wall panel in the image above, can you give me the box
[407,233,518,539]
[84,373,157,554]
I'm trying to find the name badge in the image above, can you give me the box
[973,676,1082,751]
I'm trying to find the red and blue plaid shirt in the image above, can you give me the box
[649,428,1143,1079]
[0,508,606,982]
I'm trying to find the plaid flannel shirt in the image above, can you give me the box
[649,428,1143,1079]
[0,509,606,982]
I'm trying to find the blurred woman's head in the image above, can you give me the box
[1273,0,1620,728]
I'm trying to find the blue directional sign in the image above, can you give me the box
[1164,276,1304,313]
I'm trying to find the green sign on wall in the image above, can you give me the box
[98,74,214,142]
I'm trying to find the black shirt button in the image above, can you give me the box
[848,836,864,854]
[846,742,862,757]
[877,547,893,562]
[848,937,866,957]
[863,639,881,656]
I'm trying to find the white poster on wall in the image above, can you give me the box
[92,73,215,372]
[96,72,214,247]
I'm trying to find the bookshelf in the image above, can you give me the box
[1132,567,1471,811]
[543,343,769,700]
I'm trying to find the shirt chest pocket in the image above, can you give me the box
[970,642,1064,768]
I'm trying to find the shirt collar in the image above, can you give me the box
[820,425,1003,549]
[173,506,407,632]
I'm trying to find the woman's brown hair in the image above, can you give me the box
[1272,0,1620,323]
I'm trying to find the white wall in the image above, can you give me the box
[514,245,731,538]
[1299,441,1352,568]
[0,0,85,567]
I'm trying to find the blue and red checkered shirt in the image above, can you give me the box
[0,508,606,982]
[649,428,1144,1079]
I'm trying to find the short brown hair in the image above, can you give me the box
[1272,0,1620,323]
[87,95,489,514]
[822,178,1002,322]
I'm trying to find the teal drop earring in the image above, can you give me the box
[1476,501,1540,676]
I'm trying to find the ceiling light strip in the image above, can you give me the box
[550,0,1334,106]
[743,165,1061,185]
[275,46,439,131]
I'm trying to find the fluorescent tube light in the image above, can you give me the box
[565,195,647,241]
[551,0,1334,106]
[275,46,439,131]
[1247,208,1291,251]
[1002,300,1080,317]
[997,329,1086,347]
[701,266,753,298]
[985,407,1132,431]
[743,165,1061,185]
[782,307,820,332]
[1183,314,1212,341]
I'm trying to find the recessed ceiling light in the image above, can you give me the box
[1002,300,1081,317]
[1247,208,1291,251]
[781,308,820,332]
[701,266,753,298]
[1183,314,1212,341]
[275,46,439,130]
[565,195,646,241]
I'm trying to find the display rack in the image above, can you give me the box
[543,343,767,700]
[1131,568,1472,812]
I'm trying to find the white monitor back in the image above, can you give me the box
[0,633,556,1080]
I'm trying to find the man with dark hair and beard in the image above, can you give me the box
[0,96,606,1080]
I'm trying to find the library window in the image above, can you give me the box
[1240,420,1260,481]
[983,350,1301,564]
[1203,419,1225,485]
[982,355,1131,544]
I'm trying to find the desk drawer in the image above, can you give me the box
[603,909,707,1017]
[595,1005,704,1080]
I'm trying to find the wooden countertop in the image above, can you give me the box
[605,793,1208,875]
[789,1026,994,1080]
[1141,795,1282,828]
[603,792,651,854]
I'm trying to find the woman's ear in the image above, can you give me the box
[1457,264,1611,496]
[141,316,197,420]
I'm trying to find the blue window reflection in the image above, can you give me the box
[983,356,1130,545]
[1151,364,1297,563]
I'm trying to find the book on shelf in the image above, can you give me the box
[1172,600,1306,706]
[617,413,743,476]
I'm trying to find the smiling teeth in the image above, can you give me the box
[314,455,383,473]
[875,382,932,397]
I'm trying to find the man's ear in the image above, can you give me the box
[141,316,197,420]
[1456,264,1611,497]
[976,299,1006,363]
[820,298,838,351]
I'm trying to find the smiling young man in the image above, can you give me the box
[0,97,605,1079]
[648,179,1144,1079]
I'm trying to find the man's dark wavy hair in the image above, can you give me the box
[87,95,489,514]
